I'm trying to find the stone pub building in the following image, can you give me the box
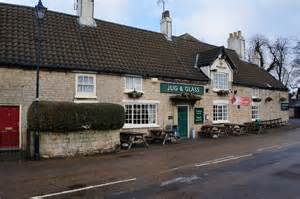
[0,1,289,151]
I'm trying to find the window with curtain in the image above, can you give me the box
[76,74,96,98]
[125,76,143,92]
[213,72,229,90]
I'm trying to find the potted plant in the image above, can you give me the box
[252,96,262,102]
[279,97,287,102]
[127,90,143,99]
[265,97,273,102]
[217,90,229,96]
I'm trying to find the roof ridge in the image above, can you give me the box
[0,2,170,38]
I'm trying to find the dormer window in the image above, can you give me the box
[125,76,143,92]
[212,72,229,90]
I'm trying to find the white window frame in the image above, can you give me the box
[124,103,159,128]
[124,76,143,93]
[252,88,260,98]
[251,105,260,121]
[212,72,229,91]
[213,102,229,123]
[75,74,97,99]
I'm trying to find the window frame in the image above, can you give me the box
[124,76,143,93]
[252,88,260,98]
[124,103,159,128]
[212,72,229,91]
[251,105,260,121]
[213,103,229,123]
[75,73,97,99]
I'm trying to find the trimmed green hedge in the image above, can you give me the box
[27,101,125,132]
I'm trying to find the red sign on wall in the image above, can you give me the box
[231,96,252,106]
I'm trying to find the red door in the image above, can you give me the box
[0,106,20,149]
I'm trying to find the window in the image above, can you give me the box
[75,74,96,98]
[252,88,260,98]
[125,76,142,92]
[125,104,157,127]
[251,105,259,120]
[213,104,228,122]
[213,72,229,90]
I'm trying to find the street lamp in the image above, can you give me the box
[34,0,47,160]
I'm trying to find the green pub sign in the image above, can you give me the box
[160,83,204,95]
[281,103,289,111]
[194,108,204,124]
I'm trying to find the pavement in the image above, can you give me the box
[1,124,300,199]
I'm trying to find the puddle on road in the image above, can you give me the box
[274,164,300,180]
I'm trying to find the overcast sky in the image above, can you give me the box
[1,0,300,46]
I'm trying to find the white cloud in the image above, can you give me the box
[94,0,130,24]
[174,0,258,46]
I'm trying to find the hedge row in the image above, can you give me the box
[27,101,125,132]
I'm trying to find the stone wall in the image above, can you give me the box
[39,130,120,158]
[0,67,290,148]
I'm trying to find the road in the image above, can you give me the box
[1,125,300,199]
[42,142,300,199]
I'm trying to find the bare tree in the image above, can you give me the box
[290,42,300,89]
[248,35,268,68]
[248,35,295,88]
[267,38,291,83]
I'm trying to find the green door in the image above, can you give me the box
[178,106,188,138]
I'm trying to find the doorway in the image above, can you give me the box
[177,106,189,138]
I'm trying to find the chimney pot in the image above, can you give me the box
[162,10,170,18]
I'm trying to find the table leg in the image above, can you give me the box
[163,134,168,145]
[143,137,149,148]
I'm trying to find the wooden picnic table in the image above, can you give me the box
[200,123,248,138]
[147,129,178,145]
[120,132,149,150]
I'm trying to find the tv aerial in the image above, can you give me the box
[157,0,167,12]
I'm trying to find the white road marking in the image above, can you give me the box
[160,175,201,187]
[195,154,253,167]
[30,178,137,199]
[256,145,281,152]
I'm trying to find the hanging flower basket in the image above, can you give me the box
[265,97,273,103]
[279,97,287,102]
[170,93,202,106]
[252,97,262,102]
[127,90,143,99]
[217,90,229,96]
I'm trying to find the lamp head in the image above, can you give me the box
[35,0,47,20]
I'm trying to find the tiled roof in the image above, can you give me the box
[0,3,287,90]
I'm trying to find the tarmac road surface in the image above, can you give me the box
[44,142,300,199]
[1,124,300,199]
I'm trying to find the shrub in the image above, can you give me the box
[27,101,125,132]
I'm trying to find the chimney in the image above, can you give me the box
[227,31,246,60]
[251,51,261,66]
[76,0,96,27]
[160,10,172,41]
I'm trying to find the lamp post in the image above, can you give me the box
[34,0,47,160]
